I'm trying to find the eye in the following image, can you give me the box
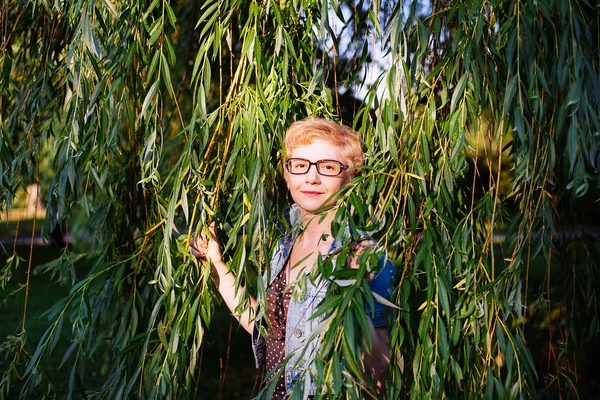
[289,160,308,171]
[320,161,340,173]
[293,161,307,169]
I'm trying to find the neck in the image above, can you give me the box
[298,208,336,244]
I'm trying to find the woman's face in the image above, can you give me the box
[284,139,350,216]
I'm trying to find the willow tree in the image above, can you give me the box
[1,0,599,398]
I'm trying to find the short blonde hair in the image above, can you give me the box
[284,118,364,173]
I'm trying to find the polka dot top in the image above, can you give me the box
[266,267,292,399]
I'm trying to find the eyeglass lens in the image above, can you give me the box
[287,159,344,176]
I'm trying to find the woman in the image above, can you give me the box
[190,118,396,398]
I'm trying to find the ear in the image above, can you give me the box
[281,156,288,175]
[283,169,290,187]
[341,164,356,185]
[341,174,352,186]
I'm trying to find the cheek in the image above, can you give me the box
[325,179,346,195]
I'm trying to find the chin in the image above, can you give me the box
[298,202,336,215]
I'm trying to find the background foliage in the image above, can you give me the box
[1,0,599,398]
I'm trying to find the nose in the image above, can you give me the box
[304,164,321,183]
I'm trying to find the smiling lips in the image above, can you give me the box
[301,191,324,196]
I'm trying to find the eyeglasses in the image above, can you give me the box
[285,158,348,176]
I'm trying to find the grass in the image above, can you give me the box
[0,240,260,399]
[0,244,74,398]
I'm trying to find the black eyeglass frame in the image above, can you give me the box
[285,158,349,177]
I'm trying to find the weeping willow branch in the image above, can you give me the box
[0,0,598,399]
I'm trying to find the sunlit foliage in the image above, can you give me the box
[1,0,598,398]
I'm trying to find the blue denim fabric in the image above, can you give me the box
[252,204,396,395]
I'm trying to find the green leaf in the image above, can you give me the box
[180,183,189,222]
[157,321,168,349]
[160,53,174,98]
[140,81,159,120]
[451,74,468,111]
[164,36,176,66]
[82,10,101,58]
[503,75,518,114]
[148,19,164,46]
[164,1,177,28]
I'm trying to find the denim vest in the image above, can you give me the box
[251,204,396,395]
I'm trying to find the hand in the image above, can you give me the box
[350,239,376,280]
[189,222,223,264]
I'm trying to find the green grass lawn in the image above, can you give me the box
[0,244,260,399]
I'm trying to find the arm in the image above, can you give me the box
[189,223,256,334]
[363,323,390,393]
[350,240,392,392]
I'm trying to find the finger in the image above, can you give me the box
[189,243,202,257]
[197,239,206,249]
[208,222,217,239]
[189,237,208,256]
[360,239,375,246]
[355,240,375,251]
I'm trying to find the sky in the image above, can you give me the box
[319,0,432,104]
